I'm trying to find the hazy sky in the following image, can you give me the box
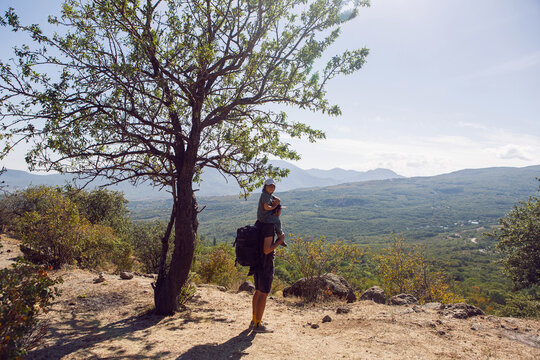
[1,0,539,177]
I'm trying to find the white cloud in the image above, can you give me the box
[288,127,540,177]
[494,145,532,161]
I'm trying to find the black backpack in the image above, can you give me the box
[233,224,262,267]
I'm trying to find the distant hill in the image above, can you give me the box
[127,165,540,243]
[0,161,402,199]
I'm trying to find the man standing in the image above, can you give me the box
[251,205,285,333]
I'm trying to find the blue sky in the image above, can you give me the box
[1,0,539,177]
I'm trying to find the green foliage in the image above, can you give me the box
[279,235,366,281]
[0,259,62,359]
[376,236,463,304]
[131,221,172,274]
[177,273,197,308]
[495,286,540,318]
[77,223,133,271]
[16,186,85,268]
[490,191,540,290]
[65,187,131,236]
[15,186,132,270]
[193,243,246,289]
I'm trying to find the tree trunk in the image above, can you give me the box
[154,175,199,315]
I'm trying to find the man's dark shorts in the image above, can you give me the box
[253,265,274,294]
[253,222,275,294]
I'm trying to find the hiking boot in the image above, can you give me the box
[249,320,267,329]
[253,324,274,333]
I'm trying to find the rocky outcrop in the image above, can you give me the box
[359,286,386,304]
[438,303,485,319]
[283,273,356,303]
[388,294,418,306]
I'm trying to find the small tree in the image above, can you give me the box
[491,179,540,290]
[1,0,369,314]
[281,235,365,280]
[376,236,463,303]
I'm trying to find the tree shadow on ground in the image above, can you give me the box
[27,310,170,359]
[177,329,256,360]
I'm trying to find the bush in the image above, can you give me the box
[376,236,463,304]
[65,187,131,236]
[77,223,133,271]
[16,186,132,271]
[131,221,172,274]
[278,235,366,301]
[495,286,540,318]
[195,244,246,289]
[16,187,85,268]
[279,235,366,281]
[0,259,62,358]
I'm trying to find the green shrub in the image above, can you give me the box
[131,221,172,274]
[78,223,133,271]
[195,244,246,289]
[0,259,62,358]
[16,187,84,268]
[65,187,131,236]
[496,287,540,318]
[177,273,197,308]
[279,235,366,281]
[16,186,132,271]
[376,236,463,304]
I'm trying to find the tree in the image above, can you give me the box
[376,236,463,303]
[492,179,540,290]
[0,0,369,314]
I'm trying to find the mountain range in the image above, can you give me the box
[0,161,402,200]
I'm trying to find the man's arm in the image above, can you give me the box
[263,197,280,211]
[263,235,284,255]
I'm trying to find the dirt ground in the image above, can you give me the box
[2,234,540,360]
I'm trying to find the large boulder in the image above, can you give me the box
[388,293,418,306]
[283,273,356,303]
[438,303,485,319]
[359,286,386,304]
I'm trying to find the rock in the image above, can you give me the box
[388,294,418,306]
[120,271,134,280]
[359,286,386,304]
[311,323,319,329]
[283,273,356,303]
[423,302,442,310]
[217,286,227,292]
[238,281,256,294]
[336,307,350,314]
[437,303,484,319]
[322,315,332,323]
[93,273,106,283]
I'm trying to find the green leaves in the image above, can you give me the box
[492,185,540,290]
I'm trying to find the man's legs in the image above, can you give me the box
[253,290,268,323]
